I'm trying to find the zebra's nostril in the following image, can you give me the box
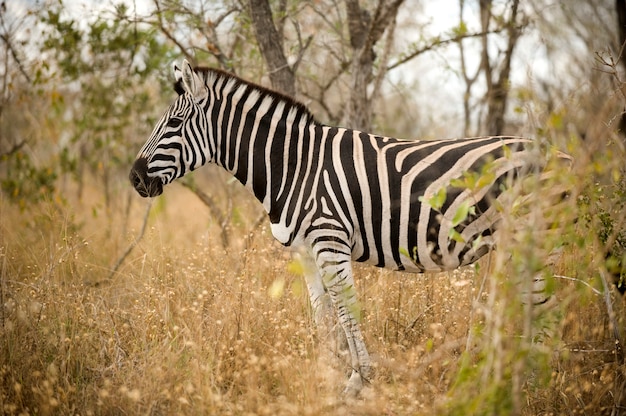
[130,158,163,197]
[130,170,141,187]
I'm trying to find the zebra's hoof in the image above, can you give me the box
[342,370,365,398]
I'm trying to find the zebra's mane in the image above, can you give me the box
[174,66,317,124]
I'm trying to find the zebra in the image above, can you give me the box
[130,60,574,395]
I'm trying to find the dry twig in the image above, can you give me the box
[108,200,152,280]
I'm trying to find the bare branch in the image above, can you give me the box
[370,12,396,109]
[309,0,346,40]
[108,199,152,280]
[366,0,404,50]
[180,180,230,249]
[0,139,25,158]
[479,0,493,94]
[0,33,30,84]
[552,274,602,296]
[0,2,32,122]
[290,18,314,75]
[191,6,237,70]
[458,0,482,135]
[151,0,195,63]
[387,27,514,72]
[616,0,626,135]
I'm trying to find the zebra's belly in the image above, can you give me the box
[356,232,495,274]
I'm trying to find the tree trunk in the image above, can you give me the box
[344,0,404,132]
[345,0,373,131]
[248,0,296,97]
[481,0,521,136]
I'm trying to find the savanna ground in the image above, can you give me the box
[1,156,626,415]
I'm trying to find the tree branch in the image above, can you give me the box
[180,180,230,249]
[387,27,515,72]
[0,0,31,85]
[0,34,31,84]
[151,0,195,63]
[0,139,25,159]
[290,18,314,75]
[366,0,404,50]
[616,0,626,135]
[370,12,396,111]
[108,199,152,280]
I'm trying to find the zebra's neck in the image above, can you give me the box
[199,68,319,218]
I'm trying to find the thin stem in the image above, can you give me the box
[108,199,152,280]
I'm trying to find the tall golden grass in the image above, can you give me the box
[1,154,625,415]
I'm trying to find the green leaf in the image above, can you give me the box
[452,201,474,226]
[449,177,466,188]
[422,187,447,211]
[451,21,468,37]
[449,229,466,243]
[475,170,496,190]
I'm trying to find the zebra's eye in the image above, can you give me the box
[166,118,182,128]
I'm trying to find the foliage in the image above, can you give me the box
[580,177,626,290]
[0,1,175,207]
[35,1,174,204]
[0,151,57,208]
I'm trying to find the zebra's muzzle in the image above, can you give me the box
[130,158,163,197]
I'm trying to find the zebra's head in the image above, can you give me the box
[130,60,209,197]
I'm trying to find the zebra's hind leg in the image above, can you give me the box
[518,248,563,342]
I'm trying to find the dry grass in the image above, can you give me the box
[1,173,625,415]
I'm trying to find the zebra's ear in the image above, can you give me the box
[173,62,183,82]
[180,60,205,99]
[173,63,185,95]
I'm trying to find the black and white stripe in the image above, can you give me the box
[129,61,571,394]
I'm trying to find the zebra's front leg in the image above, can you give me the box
[314,249,371,396]
[298,252,349,355]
